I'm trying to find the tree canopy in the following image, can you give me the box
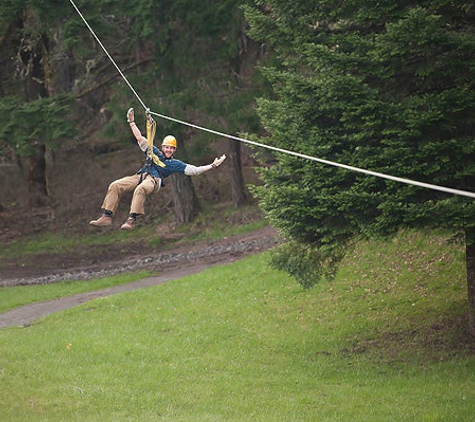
[0,0,262,154]
[245,1,475,288]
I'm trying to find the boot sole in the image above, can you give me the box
[120,225,135,230]
[89,221,112,227]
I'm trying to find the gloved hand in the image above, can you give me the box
[127,108,134,123]
[212,154,226,168]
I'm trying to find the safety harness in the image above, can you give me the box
[138,110,166,185]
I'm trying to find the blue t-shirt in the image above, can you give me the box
[137,145,187,179]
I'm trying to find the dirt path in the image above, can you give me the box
[0,226,278,328]
[0,263,212,328]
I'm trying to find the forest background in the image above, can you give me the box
[1,1,475,334]
[0,0,264,235]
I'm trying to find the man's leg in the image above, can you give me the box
[90,174,141,227]
[121,175,159,230]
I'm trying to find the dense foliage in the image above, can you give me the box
[0,0,264,215]
[245,1,475,289]
[0,0,260,155]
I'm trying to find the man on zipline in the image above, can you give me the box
[90,108,226,230]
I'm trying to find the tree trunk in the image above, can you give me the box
[20,8,73,213]
[170,173,200,224]
[28,143,49,208]
[170,137,200,224]
[465,228,475,337]
[228,140,248,207]
[24,18,72,213]
[20,14,48,211]
[225,21,258,208]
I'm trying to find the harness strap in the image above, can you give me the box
[146,110,165,168]
[137,159,165,186]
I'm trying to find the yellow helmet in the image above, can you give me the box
[162,135,177,148]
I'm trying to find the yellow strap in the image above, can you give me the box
[146,111,165,168]
[151,152,165,167]
[146,111,154,150]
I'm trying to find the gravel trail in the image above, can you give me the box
[0,227,278,328]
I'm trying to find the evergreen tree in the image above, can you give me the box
[245,1,475,331]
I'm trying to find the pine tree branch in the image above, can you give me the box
[74,57,151,99]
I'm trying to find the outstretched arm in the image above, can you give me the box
[184,154,226,176]
[127,108,148,151]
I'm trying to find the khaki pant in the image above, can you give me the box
[101,173,161,215]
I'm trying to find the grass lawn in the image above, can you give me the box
[0,230,474,421]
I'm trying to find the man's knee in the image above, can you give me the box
[109,178,133,192]
[134,184,149,195]
[108,180,120,191]
[135,179,156,195]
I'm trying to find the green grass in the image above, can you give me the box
[0,230,474,421]
[0,229,140,259]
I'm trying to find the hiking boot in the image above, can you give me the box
[89,215,112,227]
[121,217,136,230]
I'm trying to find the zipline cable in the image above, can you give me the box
[148,110,475,200]
[68,0,148,111]
[69,0,475,201]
